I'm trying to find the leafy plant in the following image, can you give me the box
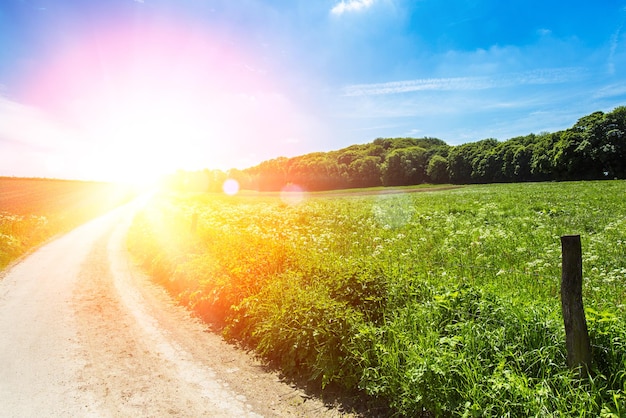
[128,180,626,416]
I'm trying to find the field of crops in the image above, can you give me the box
[128,181,626,416]
[0,177,135,270]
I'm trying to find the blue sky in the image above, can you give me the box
[1,0,626,182]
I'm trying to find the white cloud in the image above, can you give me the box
[593,83,626,99]
[331,0,374,16]
[343,76,491,96]
[341,68,586,96]
[608,25,622,75]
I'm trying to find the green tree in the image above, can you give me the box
[530,132,559,180]
[448,139,498,184]
[348,156,382,188]
[604,106,626,178]
[426,155,449,183]
[447,144,474,184]
[381,147,428,186]
[252,157,289,191]
[512,145,533,181]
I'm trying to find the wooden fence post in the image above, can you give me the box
[560,234,592,376]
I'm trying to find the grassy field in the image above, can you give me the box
[128,181,626,416]
[0,177,135,270]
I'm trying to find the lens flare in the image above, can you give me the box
[4,17,311,183]
[280,183,306,205]
[372,193,415,229]
[223,179,240,195]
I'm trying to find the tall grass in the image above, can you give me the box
[128,181,626,416]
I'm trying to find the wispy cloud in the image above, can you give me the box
[342,68,586,96]
[593,82,626,99]
[608,25,622,75]
[331,0,374,16]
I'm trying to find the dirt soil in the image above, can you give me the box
[0,199,354,417]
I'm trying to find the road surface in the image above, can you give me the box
[0,198,348,417]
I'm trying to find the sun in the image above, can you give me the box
[72,82,224,187]
[17,18,309,184]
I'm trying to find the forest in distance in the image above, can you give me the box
[166,106,626,193]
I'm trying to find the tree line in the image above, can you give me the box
[166,106,626,192]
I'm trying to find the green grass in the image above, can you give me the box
[128,180,626,416]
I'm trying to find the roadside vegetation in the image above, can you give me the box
[0,177,135,270]
[128,180,626,416]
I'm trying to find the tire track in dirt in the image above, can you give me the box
[73,222,260,417]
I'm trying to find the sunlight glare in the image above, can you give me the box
[280,184,306,205]
[223,179,240,195]
[13,20,307,183]
[372,193,415,229]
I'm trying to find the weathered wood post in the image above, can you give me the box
[560,235,592,376]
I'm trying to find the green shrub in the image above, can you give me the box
[227,271,364,388]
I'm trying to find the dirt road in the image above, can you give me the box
[0,198,348,417]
